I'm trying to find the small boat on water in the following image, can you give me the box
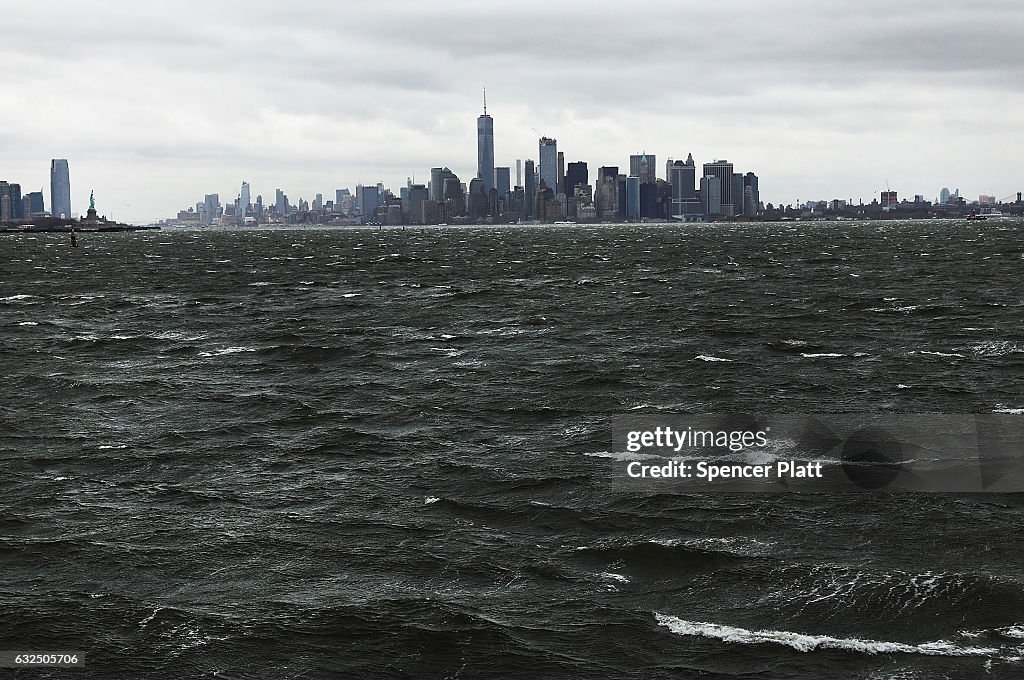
[967,210,1006,221]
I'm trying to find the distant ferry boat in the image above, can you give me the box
[967,210,1006,221]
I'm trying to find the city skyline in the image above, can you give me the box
[2,1,1023,224]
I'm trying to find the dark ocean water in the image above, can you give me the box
[2,221,1023,679]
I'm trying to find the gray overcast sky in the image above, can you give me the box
[3,0,1023,223]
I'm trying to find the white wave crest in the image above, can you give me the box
[695,355,733,362]
[655,614,1001,657]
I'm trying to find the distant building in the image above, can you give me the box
[701,175,722,215]
[477,91,495,194]
[468,178,488,219]
[442,176,465,217]
[0,181,23,221]
[669,154,701,218]
[626,177,640,220]
[408,184,429,223]
[881,190,898,207]
[524,160,536,219]
[205,193,221,225]
[538,137,557,199]
[939,187,951,204]
[495,166,511,199]
[358,185,379,222]
[25,191,45,217]
[630,153,657,185]
[565,162,588,196]
[979,194,996,205]
[744,172,759,214]
[702,160,734,216]
[430,167,459,204]
[240,181,251,217]
[50,159,71,219]
[556,151,565,195]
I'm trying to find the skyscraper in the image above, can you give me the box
[630,153,657,184]
[701,175,722,215]
[744,172,759,213]
[50,159,71,219]
[524,160,536,219]
[556,151,565,195]
[538,137,557,194]
[495,167,511,199]
[565,162,588,196]
[702,160,735,215]
[669,155,699,217]
[626,176,640,220]
[477,89,495,194]
[240,181,251,217]
[0,182,23,221]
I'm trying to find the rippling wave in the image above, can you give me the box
[2,222,1023,678]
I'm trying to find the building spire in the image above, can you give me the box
[483,86,487,115]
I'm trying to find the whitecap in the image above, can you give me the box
[655,614,1001,657]
[1,294,34,302]
[993,408,1024,415]
[424,497,440,505]
[801,353,845,358]
[919,351,965,358]
[18,321,38,326]
[342,293,361,298]
[695,355,733,362]
[98,444,128,450]
[198,346,257,357]
[599,572,630,583]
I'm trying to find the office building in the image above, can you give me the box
[359,185,380,222]
[630,153,657,184]
[565,162,588,196]
[408,184,429,223]
[701,175,722,215]
[477,90,495,194]
[0,182,23,221]
[524,160,536,219]
[626,177,640,220]
[557,151,565,195]
[25,191,45,217]
[495,166,511,199]
[239,181,251,217]
[538,137,557,197]
[50,159,71,219]
[669,154,700,217]
[702,160,734,215]
[744,172,759,213]
[733,173,745,216]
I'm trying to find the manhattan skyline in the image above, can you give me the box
[2,1,1023,225]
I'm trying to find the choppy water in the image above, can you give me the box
[2,221,1023,679]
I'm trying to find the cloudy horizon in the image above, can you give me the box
[3,0,1023,224]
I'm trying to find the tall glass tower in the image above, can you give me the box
[538,137,557,194]
[50,159,71,219]
[476,88,494,194]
